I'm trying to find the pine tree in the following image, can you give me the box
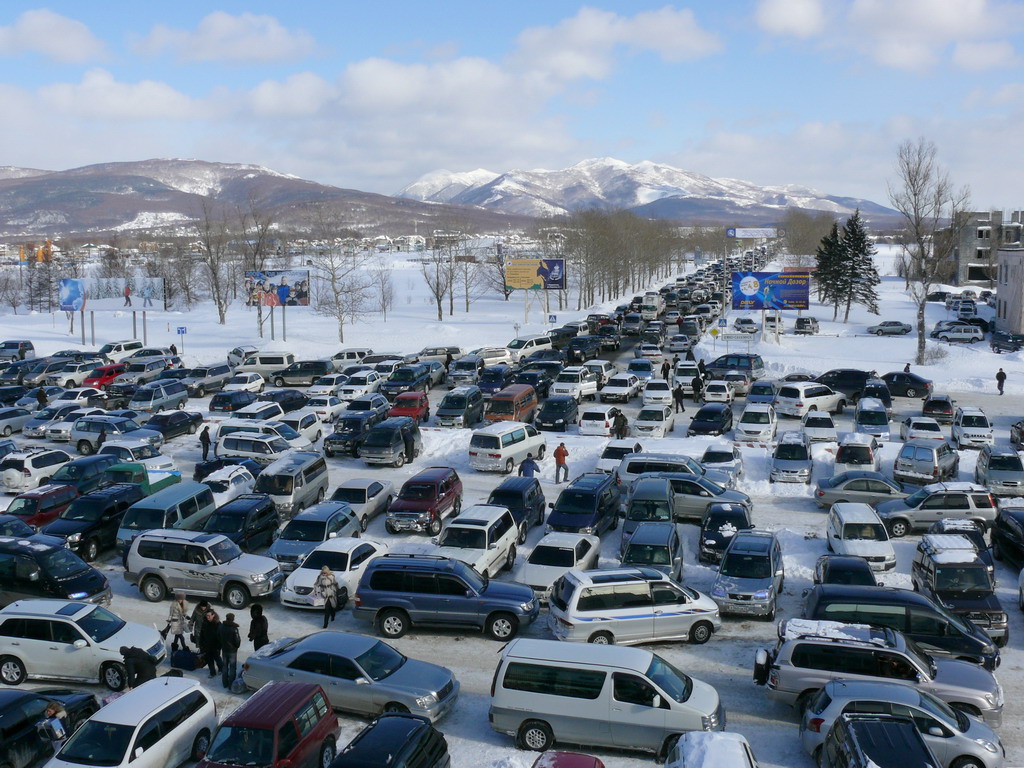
[814,221,845,318]
[840,209,881,321]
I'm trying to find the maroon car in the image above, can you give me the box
[388,391,430,424]
[532,753,606,768]
[386,466,462,535]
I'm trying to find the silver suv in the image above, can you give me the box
[875,482,996,538]
[892,439,959,485]
[125,528,284,609]
[754,618,1003,727]
[974,445,1024,496]
[711,530,784,620]
[70,415,163,455]
[179,363,233,397]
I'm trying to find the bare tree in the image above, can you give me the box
[196,200,235,324]
[781,209,836,268]
[0,270,20,314]
[888,138,972,364]
[420,248,453,321]
[369,260,394,321]
[482,247,515,300]
[237,196,277,273]
[311,246,371,343]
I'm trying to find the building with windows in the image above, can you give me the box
[995,247,1024,333]
[945,210,1023,285]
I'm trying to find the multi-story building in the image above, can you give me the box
[945,210,1023,285]
[996,247,1024,334]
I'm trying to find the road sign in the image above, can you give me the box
[176,326,187,335]
[710,328,719,337]
[718,318,728,327]
[548,314,557,323]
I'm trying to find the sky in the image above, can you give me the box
[2,0,1024,209]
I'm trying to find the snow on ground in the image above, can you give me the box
[3,245,1024,767]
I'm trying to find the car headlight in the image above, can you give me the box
[116,537,125,547]
[544,525,554,534]
[975,739,999,754]
[67,532,82,543]
[711,585,726,598]
[69,591,88,600]
[415,693,438,708]
[753,590,770,600]
[555,419,564,424]
[580,526,595,535]
[251,572,268,583]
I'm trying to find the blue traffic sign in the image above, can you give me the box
[176,326,187,335]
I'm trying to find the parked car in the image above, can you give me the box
[867,320,912,335]
[515,532,600,600]
[812,554,877,587]
[279,538,388,610]
[815,471,908,508]
[923,394,957,424]
[710,530,785,620]
[881,371,933,399]
[330,713,450,768]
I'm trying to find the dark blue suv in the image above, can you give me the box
[353,553,539,641]
[379,364,432,401]
[324,410,386,457]
[478,365,517,398]
[545,472,621,536]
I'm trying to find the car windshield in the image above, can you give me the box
[601,445,636,459]
[58,721,134,766]
[704,509,748,531]
[528,546,574,567]
[935,565,992,593]
[5,497,38,516]
[337,417,366,433]
[720,552,771,579]
[203,512,245,534]
[301,551,349,571]
[645,655,692,703]
[280,520,326,542]
[628,362,652,373]
[355,641,407,681]
[441,395,467,409]
[627,500,671,521]
[702,450,733,464]
[507,339,527,349]
[206,726,274,768]
[60,498,108,522]
[391,369,417,382]
[637,409,665,422]
[842,523,887,541]
[454,361,478,372]
[912,421,941,433]
[623,544,671,565]
[837,447,871,464]
[961,415,989,428]
[741,411,770,424]
[990,455,1024,471]
[487,400,515,415]
[858,411,888,426]
[361,430,395,448]
[76,605,126,642]
[38,547,90,579]
[556,373,581,383]
[129,389,153,402]
[774,445,808,461]
[399,483,434,501]
[439,527,486,549]
[903,488,930,508]
[271,424,300,440]
[121,507,163,530]
[542,401,574,415]
[553,491,594,515]
[331,488,367,505]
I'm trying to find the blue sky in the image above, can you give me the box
[2,1,1023,208]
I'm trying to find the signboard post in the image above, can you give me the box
[176,326,187,354]
[504,259,567,323]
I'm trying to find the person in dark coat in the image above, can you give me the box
[673,384,686,414]
[613,411,629,440]
[403,430,415,463]
[691,376,704,403]
[903,362,911,373]
[697,359,706,376]
[518,453,540,478]
[248,604,269,650]
[35,388,47,408]
[997,368,1007,395]
[200,609,223,678]
[685,349,696,362]
[170,343,178,356]
[444,351,453,371]
[190,599,212,650]
[660,360,671,381]
[219,613,241,689]
[96,427,106,448]
[199,426,211,461]
[120,646,157,689]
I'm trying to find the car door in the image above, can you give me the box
[132,713,169,768]
[435,574,481,627]
[609,672,667,752]
[918,493,954,528]
[286,651,334,696]
[4,695,50,768]
[651,582,692,640]
[345,543,379,594]
[890,703,955,765]
[182,544,219,594]
[48,619,96,680]
[669,479,710,521]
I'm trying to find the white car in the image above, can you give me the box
[900,416,945,441]
[667,334,693,353]
[936,325,984,343]
[595,439,644,473]
[632,404,675,438]
[431,504,518,578]
[98,440,176,471]
[703,380,735,404]
[579,404,622,436]
[470,346,515,366]
[0,448,72,492]
[700,444,744,481]
[307,395,346,423]
[722,370,752,396]
[733,317,758,334]
[636,344,664,365]
[224,372,265,393]
[53,387,103,405]
[735,403,777,442]
[773,382,846,417]
[600,373,642,403]
[202,465,255,507]
[800,410,838,442]
[305,373,349,397]
[280,537,388,609]
[551,366,600,402]
[277,410,324,443]
[329,477,394,530]
[516,532,601,599]
[337,370,383,400]
[642,378,673,406]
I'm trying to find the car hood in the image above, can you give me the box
[41,519,94,537]
[875,499,911,516]
[389,499,433,513]
[713,574,771,594]
[98,622,163,655]
[839,540,894,558]
[931,657,998,697]
[268,539,319,559]
[433,546,488,569]
[383,657,456,695]
[685,676,721,717]
[932,591,1003,613]
[482,578,534,602]
[518,563,572,591]
[772,458,810,471]
[230,552,278,574]
[702,523,746,548]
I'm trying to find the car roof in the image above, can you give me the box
[137,528,224,545]
[504,637,653,672]
[830,503,883,523]
[407,467,455,483]
[727,530,775,552]
[451,504,510,525]
[628,522,677,544]
[222,681,325,728]
[536,531,597,548]
[1,599,93,618]
[90,678,203,725]
[823,678,920,705]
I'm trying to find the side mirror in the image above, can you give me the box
[775,569,784,577]
[73,639,87,649]
[927,727,944,737]
[355,677,370,686]
[431,536,439,545]
[327,532,337,539]
[28,569,40,582]
[134,748,145,760]
[548,503,555,509]
[651,694,663,709]
[488,542,497,549]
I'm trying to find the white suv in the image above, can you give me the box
[431,504,519,577]
[773,382,846,418]
[952,406,994,449]
[550,366,600,402]
[0,448,72,492]
[937,325,984,343]
[825,502,896,571]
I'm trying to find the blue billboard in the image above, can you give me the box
[731,271,810,310]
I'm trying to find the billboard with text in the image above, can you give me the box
[58,278,164,312]
[731,271,809,310]
[504,259,566,291]
[244,269,310,307]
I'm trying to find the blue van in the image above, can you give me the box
[545,473,622,536]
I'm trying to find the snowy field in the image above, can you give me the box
[3,244,1024,768]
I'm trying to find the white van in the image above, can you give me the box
[98,339,144,363]
[853,397,891,440]
[505,334,552,362]
[489,638,724,759]
[215,418,312,450]
[548,567,720,646]
[826,502,896,572]
[252,451,330,517]
[468,421,547,473]
[277,409,324,443]
[237,351,297,379]
[49,677,217,768]
[216,433,294,465]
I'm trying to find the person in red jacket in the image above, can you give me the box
[554,442,569,484]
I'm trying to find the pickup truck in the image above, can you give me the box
[104,462,182,495]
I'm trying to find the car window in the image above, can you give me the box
[277,722,299,761]
[612,673,660,707]
[290,652,331,675]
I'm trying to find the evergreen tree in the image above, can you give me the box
[814,221,845,318]
[840,209,881,321]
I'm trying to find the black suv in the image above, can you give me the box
[815,369,877,400]
[512,369,553,398]
[487,476,547,543]
[990,330,1024,353]
[324,410,386,457]
[0,537,109,607]
[209,389,258,413]
[992,504,1024,565]
[40,483,145,562]
[535,395,578,431]
[202,493,278,551]
[48,454,121,494]
[565,335,603,363]
[332,713,450,768]
[257,389,308,413]
[545,327,576,349]
[597,324,621,351]
[545,472,621,536]
[379,364,432,400]
[0,688,99,768]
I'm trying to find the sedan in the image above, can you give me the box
[601,374,642,402]
[642,379,673,406]
[424,360,447,387]
[703,380,735,404]
[330,478,394,530]
[241,630,458,722]
[224,372,265,393]
[881,371,933,398]
[307,395,346,423]
[800,411,838,442]
[0,406,33,436]
[632,405,675,438]
[687,403,734,436]
[146,410,203,439]
[666,334,693,353]
[54,387,102,405]
[16,386,64,411]
[900,416,944,441]
[305,373,348,397]
[813,470,907,508]
[636,344,664,365]
[812,554,878,586]
[281,538,389,608]
[515,532,601,600]
[866,320,912,335]
[700,445,744,482]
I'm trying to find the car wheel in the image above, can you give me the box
[394,453,405,468]
[382,702,409,715]
[505,545,517,571]
[428,517,441,536]
[875,330,884,336]
[689,621,713,644]
[360,514,369,532]
[190,730,211,762]
[385,520,398,534]
[588,631,614,645]
[889,519,909,538]
[949,758,985,768]
[102,662,127,691]
[0,656,25,685]
[225,583,251,609]
[83,538,99,562]
[378,609,408,639]
[536,445,546,460]
[274,378,285,387]
[77,440,94,455]
[834,400,845,415]
[141,576,167,602]
[940,335,950,342]
[317,738,336,768]
[196,386,206,398]
[517,720,553,752]
[175,400,184,410]
[906,388,917,398]
[504,458,515,474]
[487,612,519,641]
[765,602,776,621]
[317,487,326,502]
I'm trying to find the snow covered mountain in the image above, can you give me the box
[396,157,896,222]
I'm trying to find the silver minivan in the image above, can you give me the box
[489,638,725,759]
[237,352,297,379]
[252,451,329,518]
[128,380,188,413]
[116,481,217,554]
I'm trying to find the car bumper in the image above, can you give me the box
[771,471,810,483]
[252,573,284,596]
[957,435,994,447]
[418,680,461,723]
[280,587,323,609]
[362,453,402,465]
[469,456,506,471]
[387,514,431,532]
[714,596,774,616]
[989,482,1024,496]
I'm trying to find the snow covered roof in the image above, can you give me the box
[920,534,981,564]
[922,481,987,493]
[780,618,879,644]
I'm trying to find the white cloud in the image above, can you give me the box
[0,9,106,63]
[37,69,202,120]
[953,40,1018,70]
[755,0,826,39]
[247,73,336,117]
[135,11,315,63]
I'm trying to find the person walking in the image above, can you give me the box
[123,283,132,307]
[691,375,704,403]
[35,388,47,409]
[554,442,569,484]
[219,613,241,690]
[199,426,211,461]
[166,593,190,652]
[613,411,629,440]
[170,343,178,356]
[997,368,1007,395]
[314,566,340,629]
[903,362,911,373]
[96,427,106,449]
[120,646,157,689]
[673,384,687,414]
[444,351,453,371]
[200,609,223,679]
[660,360,671,381]
[248,604,269,651]
[518,453,540,478]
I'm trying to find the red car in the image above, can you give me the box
[82,363,125,390]
[532,753,606,768]
[388,391,430,423]
[6,484,79,528]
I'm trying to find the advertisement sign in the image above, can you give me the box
[731,271,810,310]
[58,278,164,312]
[726,227,782,239]
[505,259,566,291]
[244,269,310,307]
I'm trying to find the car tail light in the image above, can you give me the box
[21,469,30,476]
[807,718,825,733]
[933,467,940,477]
[353,593,362,607]
[604,421,610,428]
[816,490,824,497]
[795,402,803,408]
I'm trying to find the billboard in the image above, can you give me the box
[504,259,566,291]
[58,278,164,312]
[244,269,310,307]
[726,227,783,239]
[731,271,810,310]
